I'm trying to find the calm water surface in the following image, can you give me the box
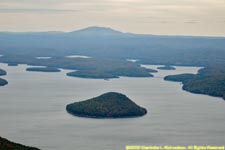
[0,63,224,150]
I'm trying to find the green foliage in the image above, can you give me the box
[67,70,118,79]
[8,63,18,66]
[67,67,154,79]
[66,92,147,118]
[26,67,61,72]
[0,78,7,86]
[108,67,154,77]
[0,69,8,86]
[157,65,175,70]
[0,136,40,150]
[0,68,7,76]
[164,73,196,82]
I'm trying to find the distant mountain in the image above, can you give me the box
[0,26,225,101]
[0,26,225,66]
[69,26,125,36]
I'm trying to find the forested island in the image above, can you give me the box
[164,67,225,100]
[66,92,147,118]
[0,136,40,150]
[157,65,175,70]
[165,73,196,82]
[8,63,18,66]
[67,68,156,79]
[0,68,8,86]
[0,56,156,79]
[26,67,61,72]
[0,78,8,86]
[0,69,6,76]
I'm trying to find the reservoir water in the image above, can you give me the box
[0,63,224,150]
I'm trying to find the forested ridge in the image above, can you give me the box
[0,137,40,150]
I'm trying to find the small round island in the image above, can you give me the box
[66,92,147,118]
[157,65,176,70]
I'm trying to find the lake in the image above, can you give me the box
[0,63,224,150]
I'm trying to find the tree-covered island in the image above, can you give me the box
[66,92,147,118]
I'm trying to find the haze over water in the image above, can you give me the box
[0,63,224,150]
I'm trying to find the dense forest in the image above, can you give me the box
[67,67,155,79]
[26,67,61,72]
[157,65,176,70]
[0,56,155,79]
[66,92,147,118]
[0,68,8,86]
[0,69,7,76]
[165,73,196,82]
[164,67,225,100]
[0,137,40,150]
[0,78,8,86]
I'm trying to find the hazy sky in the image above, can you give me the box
[0,0,225,36]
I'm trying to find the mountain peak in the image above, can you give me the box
[70,26,123,36]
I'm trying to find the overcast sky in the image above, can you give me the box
[0,0,225,36]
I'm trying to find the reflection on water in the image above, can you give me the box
[36,57,52,59]
[126,59,139,62]
[65,55,91,58]
[0,63,224,150]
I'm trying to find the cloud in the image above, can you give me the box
[0,8,78,13]
[0,0,224,36]
[184,20,199,24]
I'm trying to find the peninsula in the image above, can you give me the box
[164,67,225,100]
